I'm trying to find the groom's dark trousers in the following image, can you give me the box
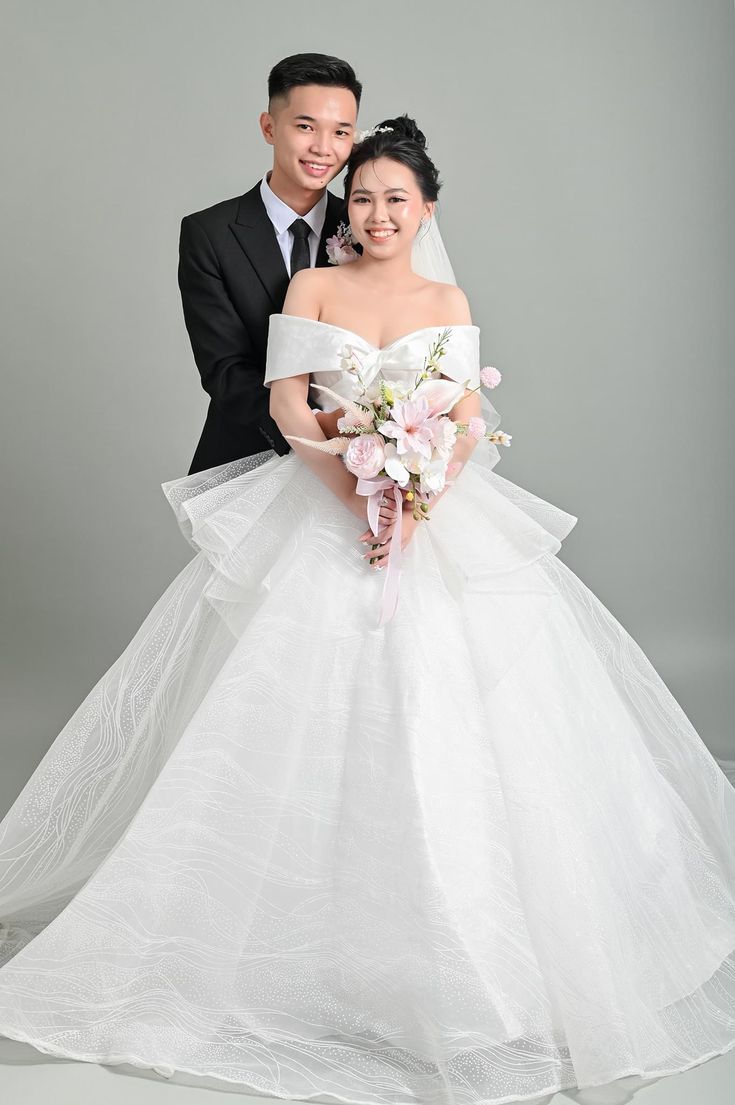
[179,181,344,474]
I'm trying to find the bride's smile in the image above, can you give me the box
[347,156,433,262]
[365,227,397,243]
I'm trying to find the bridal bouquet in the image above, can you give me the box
[286,329,511,624]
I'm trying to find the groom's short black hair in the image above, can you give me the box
[268,53,362,111]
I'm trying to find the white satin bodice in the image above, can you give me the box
[264,314,482,411]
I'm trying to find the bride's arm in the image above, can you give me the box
[269,271,370,522]
[428,392,482,514]
[423,285,482,513]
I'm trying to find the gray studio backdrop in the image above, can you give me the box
[1,0,734,810]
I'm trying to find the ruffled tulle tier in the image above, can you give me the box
[0,449,734,1105]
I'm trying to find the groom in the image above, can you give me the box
[178,53,362,474]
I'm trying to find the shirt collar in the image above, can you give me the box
[260,172,328,239]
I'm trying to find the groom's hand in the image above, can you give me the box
[314,409,343,438]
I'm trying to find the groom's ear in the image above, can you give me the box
[259,111,275,146]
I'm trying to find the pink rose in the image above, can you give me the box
[480,365,502,388]
[344,433,386,479]
[468,416,487,440]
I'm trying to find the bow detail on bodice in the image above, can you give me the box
[264,315,483,409]
[332,340,429,401]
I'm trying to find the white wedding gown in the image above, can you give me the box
[1,314,734,1105]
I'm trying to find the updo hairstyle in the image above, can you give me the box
[342,114,442,205]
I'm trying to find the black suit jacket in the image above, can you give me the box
[179,181,345,473]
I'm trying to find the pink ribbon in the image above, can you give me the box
[356,476,404,626]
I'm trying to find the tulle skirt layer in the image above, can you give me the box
[0,449,734,1105]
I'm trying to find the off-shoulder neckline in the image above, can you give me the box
[272,314,479,353]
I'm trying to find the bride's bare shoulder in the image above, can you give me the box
[281,266,338,319]
[422,279,473,325]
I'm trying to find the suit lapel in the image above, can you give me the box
[229,184,290,308]
[230,183,346,301]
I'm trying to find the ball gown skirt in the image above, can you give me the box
[0,317,733,1105]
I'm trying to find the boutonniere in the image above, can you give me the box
[325,221,360,265]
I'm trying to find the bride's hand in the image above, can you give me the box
[359,503,420,569]
[355,496,399,537]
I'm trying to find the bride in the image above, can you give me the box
[1,115,734,1105]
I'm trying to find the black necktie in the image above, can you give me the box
[289,218,312,276]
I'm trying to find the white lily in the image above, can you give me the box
[383,443,411,487]
[412,377,469,417]
[419,457,448,495]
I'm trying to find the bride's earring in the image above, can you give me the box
[418,218,426,230]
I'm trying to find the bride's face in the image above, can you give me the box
[347,157,433,261]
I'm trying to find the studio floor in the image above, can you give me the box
[1,1036,735,1105]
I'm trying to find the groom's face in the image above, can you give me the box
[260,85,357,196]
